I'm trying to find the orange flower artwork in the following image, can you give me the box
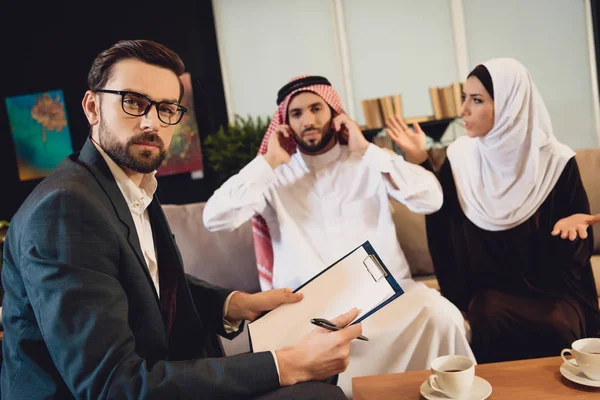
[5,90,73,181]
[30,92,68,143]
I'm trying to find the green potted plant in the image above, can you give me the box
[204,114,272,185]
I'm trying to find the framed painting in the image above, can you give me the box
[156,72,204,178]
[5,90,73,181]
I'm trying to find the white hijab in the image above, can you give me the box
[446,58,575,231]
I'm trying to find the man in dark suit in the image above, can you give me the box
[1,40,361,399]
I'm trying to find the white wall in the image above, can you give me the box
[463,0,598,149]
[343,0,459,124]
[213,0,345,120]
[213,0,599,148]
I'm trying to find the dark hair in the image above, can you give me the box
[468,64,494,100]
[87,40,185,101]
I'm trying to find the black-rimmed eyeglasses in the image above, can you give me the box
[95,89,187,125]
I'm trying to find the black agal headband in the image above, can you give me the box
[276,76,332,105]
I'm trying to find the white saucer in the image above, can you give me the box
[560,360,600,388]
[420,375,492,400]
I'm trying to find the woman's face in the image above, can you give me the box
[460,76,495,138]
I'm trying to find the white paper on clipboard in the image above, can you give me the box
[248,244,395,353]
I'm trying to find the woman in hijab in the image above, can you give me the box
[386,58,600,363]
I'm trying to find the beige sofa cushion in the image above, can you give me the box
[575,149,600,253]
[162,203,261,293]
[390,199,435,277]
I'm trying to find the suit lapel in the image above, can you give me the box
[148,201,209,341]
[148,200,179,337]
[148,200,186,276]
[77,138,157,298]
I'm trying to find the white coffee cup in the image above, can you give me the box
[428,355,475,399]
[561,338,600,381]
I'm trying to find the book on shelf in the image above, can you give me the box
[360,99,372,128]
[429,87,442,120]
[452,82,462,115]
[361,94,403,129]
[446,86,457,117]
[361,99,382,130]
[428,82,464,119]
[438,86,449,118]
[392,95,403,118]
[378,96,392,122]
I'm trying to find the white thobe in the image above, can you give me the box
[204,143,474,397]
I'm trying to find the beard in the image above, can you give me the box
[98,118,167,174]
[294,124,336,154]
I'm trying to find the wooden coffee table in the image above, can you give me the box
[352,356,600,399]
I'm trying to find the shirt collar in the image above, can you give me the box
[298,142,343,169]
[91,139,157,213]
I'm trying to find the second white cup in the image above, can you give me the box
[561,337,600,381]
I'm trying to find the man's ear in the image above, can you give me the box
[82,90,100,126]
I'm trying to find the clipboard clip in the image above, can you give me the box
[363,254,387,282]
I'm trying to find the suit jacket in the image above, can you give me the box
[1,138,279,399]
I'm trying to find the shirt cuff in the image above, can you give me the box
[222,291,242,333]
[270,350,282,384]
[362,143,395,173]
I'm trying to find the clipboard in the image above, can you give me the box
[248,240,404,353]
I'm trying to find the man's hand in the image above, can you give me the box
[275,308,363,386]
[264,125,293,169]
[385,115,428,164]
[226,288,303,322]
[333,114,369,155]
[551,213,600,241]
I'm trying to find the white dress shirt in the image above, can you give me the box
[204,143,443,290]
[92,141,160,295]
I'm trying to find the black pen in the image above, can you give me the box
[310,318,369,341]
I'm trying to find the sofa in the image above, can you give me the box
[162,148,600,355]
